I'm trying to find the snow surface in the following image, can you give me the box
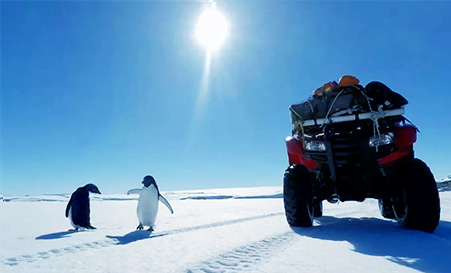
[1,187,451,273]
[437,177,451,192]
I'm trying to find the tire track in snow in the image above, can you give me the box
[2,212,283,267]
[186,232,295,273]
[184,209,379,272]
[2,240,113,266]
[158,212,284,237]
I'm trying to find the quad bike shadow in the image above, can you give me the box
[291,216,451,273]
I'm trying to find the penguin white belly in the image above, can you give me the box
[68,207,78,229]
[137,186,159,227]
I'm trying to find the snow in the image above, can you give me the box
[1,187,451,273]
[437,177,451,192]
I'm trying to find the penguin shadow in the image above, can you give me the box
[35,229,78,240]
[106,230,166,245]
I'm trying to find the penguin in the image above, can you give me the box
[65,183,101,231]
[127,175,173,231]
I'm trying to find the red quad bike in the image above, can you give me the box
[283,81,440,232]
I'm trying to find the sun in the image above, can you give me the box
[195,4,229,53]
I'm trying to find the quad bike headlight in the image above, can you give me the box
[369,134,393,148]
[304,140,326,152]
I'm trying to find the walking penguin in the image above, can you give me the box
[65,183,101,230]
[127,175,173,231]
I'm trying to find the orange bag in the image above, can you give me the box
[338,75,360,87]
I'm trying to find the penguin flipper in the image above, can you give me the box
[127,189,142,195]
[158,194,173,214]
[65,198,73,217]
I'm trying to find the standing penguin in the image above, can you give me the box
[127,175,173,231]
[65,183,101,231]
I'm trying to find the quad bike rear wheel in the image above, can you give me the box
[313,200,323,217]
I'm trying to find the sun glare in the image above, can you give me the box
[191,3,229,135]
[195,4,229,53]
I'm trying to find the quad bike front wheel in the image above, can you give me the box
[283,165,315,227]
[378,198,396,219]
[391,158,440,232]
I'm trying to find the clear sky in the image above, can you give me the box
[1,1,450,196]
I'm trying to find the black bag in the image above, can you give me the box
[326,85,370,116]
[365,81,408,110]
[290,97,328,122]
[290,85,371,122]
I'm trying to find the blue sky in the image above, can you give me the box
[1,1,450,195]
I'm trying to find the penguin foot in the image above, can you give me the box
[75,226,86,231]
[137,224,143,230]
[147,227,154,232]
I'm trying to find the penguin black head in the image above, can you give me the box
[142,175,156,188]
[84,183,101,194]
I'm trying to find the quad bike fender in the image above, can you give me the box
[286,136,318,171]
[379,124,417,166]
